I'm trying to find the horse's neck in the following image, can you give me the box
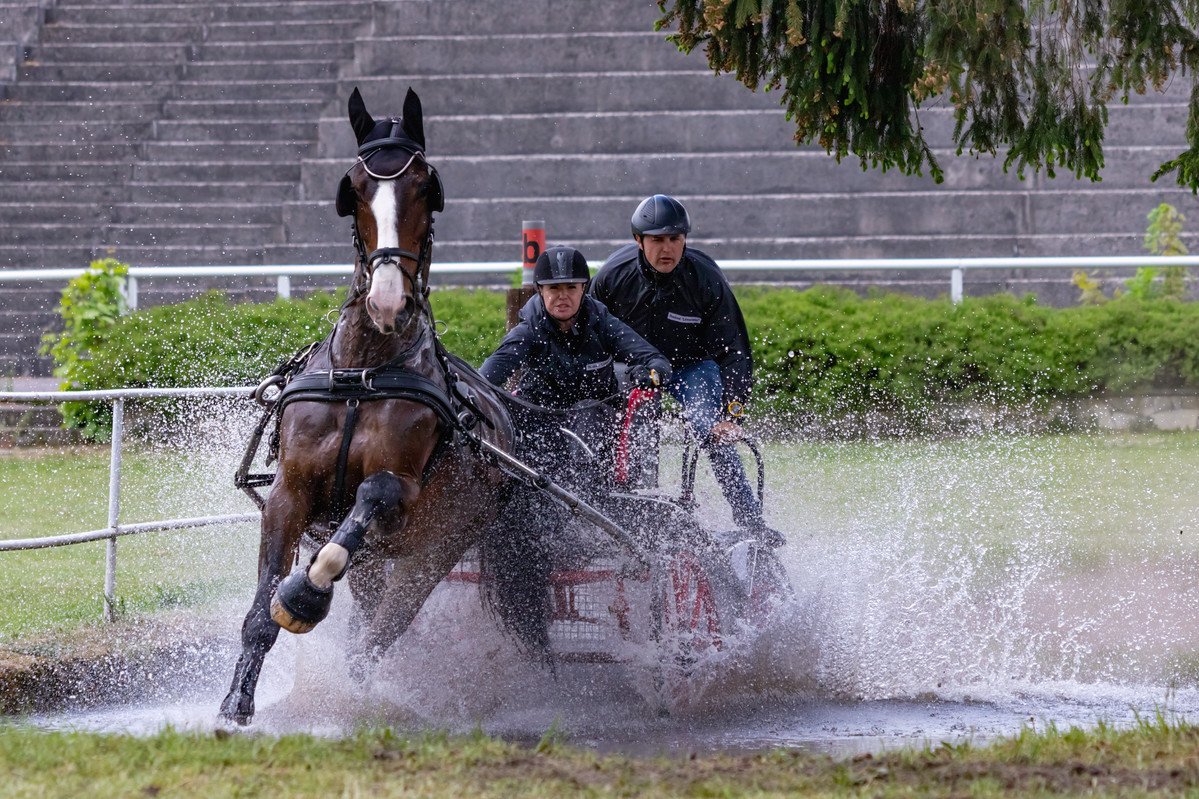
[330,301,438,376]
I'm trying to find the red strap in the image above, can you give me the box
[615,388,655,485]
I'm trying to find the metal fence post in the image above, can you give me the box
[950,267,964,304]
[124,275,139,312]
[103,398,124,622]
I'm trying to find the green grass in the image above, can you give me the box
[2,716,1199,797]
[762,430,1199,565]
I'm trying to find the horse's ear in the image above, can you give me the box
[348,87,374,145]
[336,174,357,217]
[401,87,425,149]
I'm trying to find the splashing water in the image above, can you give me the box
[23,403,1199,754]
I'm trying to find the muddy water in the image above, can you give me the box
[22,428,1199,756]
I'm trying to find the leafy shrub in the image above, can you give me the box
[39,258,129,440]
[742,286,1199,425]
[47,278,1199,438]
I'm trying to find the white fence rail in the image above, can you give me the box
[0,387,259,621]
[3,255,1199,304]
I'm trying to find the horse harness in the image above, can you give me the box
[235,331,495,525]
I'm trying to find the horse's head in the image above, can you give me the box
[337,87,444,336]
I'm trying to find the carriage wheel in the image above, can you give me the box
[745,544,793,624]
[648,549,724,711]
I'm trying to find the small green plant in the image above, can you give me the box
[39,258,129,440]
[1071,269,1107,305]
[1143,202,1189,299]
[1076,203,1190,303]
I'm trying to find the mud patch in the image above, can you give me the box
[0,614,233,716]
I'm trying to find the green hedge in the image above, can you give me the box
[741,286,1199,423]
[49,283,1199,435]
[66,289,505,389]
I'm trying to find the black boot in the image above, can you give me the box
[742,518,786,548]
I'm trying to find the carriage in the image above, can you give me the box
[439,386,791,707]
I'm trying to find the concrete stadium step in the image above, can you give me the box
[0,243,265,269]
[39,24,203,47]
[129,181,298,203]
[141,140,315,162]
[104,222,283,247]
[5,184,124,203]
[336,73,780,115]
[0,244,107,270]
[0,99,163,120]
[132,160,301,183]
[353,32,704,76]
[2,221,113,245]
[3,80,176,102]
[369,0,664,35]
[19,61,186,83]
[160,99,327,121]
[170,79,337,101]
[0,119,153,141]
[181,60,340,82]
[39,22,205,44]
[191,40,355,62]
[0,2,44,43]
[0,142,140,160]
[110,202,282,225]
[49,1,373,25]
[0,201,107,223]
[0,160,132,182]
[155,119,317,142]
[26,42,186,62]
[201,20,363,42]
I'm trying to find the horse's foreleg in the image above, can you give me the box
[271,470,402,634]
[219,490,307,726]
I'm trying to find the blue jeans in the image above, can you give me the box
[665,360,761,526]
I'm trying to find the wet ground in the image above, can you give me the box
[14,430,1199,756]
[22,573,1199,758]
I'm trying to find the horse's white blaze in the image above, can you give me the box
[366,179,409,329]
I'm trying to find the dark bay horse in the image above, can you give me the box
[219,87,516,725]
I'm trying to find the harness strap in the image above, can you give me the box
[332,399,361,523]
[278,367,459,428]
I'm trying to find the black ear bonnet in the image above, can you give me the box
[337,106,445,218]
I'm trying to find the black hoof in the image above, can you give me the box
[218,692,254,726]
[271,569,333,634]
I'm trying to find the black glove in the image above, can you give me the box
[630,367,661,390]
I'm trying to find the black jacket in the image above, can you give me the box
[591,244,753,405]
[480,293,671,408]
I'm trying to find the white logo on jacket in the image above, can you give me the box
[583,356,614,371]
[667,312,702,324]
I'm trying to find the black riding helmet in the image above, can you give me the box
[630,194,691,238]
[534,245,591,287]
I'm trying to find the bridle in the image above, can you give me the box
[341,119,443,308]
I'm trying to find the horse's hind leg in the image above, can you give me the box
[218,486,308,725]
[271,471,402,634]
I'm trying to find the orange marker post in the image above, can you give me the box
[508,220,545,329]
